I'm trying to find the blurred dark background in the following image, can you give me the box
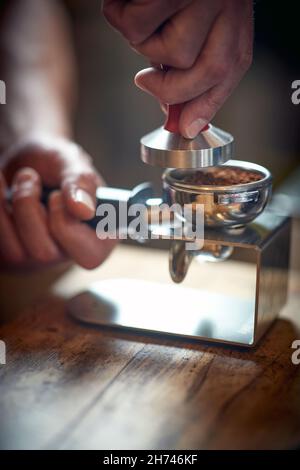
[62,0,300,191]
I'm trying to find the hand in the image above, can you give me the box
[0,135,116,270]
[103,0,253,138]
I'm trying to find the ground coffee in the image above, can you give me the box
[183,167,263,186]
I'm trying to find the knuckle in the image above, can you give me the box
[238,49,253,71]
[68,171,97,197]
[102,3,119,29]
[141,37,197,70]
[31,248,54,264]
[175,55,194,70]
[78,172,98,191]
[63,170,97,193]
[103,4,144,44]
[80,170,97,183]
[164,51,193,70]
[123,23,146,44]
[205,93,223,114]
[172,46,196,70]
[208,62,228,82]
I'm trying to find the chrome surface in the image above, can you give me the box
[68,215,291,347]
[169,241,193,283]
[255,219,291,343]
[194,243,234,262]
[140,124,234,168]
[67,160,292,348]
[68,278,257,347]
[169,240,234,283]
[163,160,272,229]
[149,208,288,247]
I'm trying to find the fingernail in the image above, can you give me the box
[74,189,95,212]
[11,179,35,199]
[185,119,207,139]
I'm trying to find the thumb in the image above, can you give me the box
[40,138,103,219]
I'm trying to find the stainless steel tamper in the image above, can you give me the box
[141,103,234,168]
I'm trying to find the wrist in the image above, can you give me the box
[0,106,73,155]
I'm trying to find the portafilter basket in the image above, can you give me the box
[163,160,272,229]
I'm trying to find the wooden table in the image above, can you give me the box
[0,222,300,450]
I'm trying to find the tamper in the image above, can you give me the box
[141,103,234,168]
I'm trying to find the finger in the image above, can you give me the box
[2,136,102,221]
[1,136,63,187]
[0,172,27,265]
[135,4,252,105]
[49,191,116,270]
[103,0,192,45]
[61,169,102,221]
[179,77,238,138]
[135,64,216,106]
[51,140,102,220]
[1,136,99,189]
[179,6,253,139]
[133,0,216,69]
[11,168,61,263]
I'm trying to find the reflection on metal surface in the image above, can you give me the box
[169,241,193,283]
[169,240,234,284]
[194,244,234,263]
[150,208,289,247]
[163,161,272,229]
[255,220,291,341]
[68,279,256,346]
[140,124,234,169]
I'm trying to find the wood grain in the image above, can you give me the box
[0,237,299,450]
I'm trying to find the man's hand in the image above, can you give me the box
[103,0,253,138]
[0,136,116,270]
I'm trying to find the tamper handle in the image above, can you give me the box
[164,103,185,134]
[164,103,209,135]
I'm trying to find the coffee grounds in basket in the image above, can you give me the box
[183,167,263,186]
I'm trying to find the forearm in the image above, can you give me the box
[0,0,77,153]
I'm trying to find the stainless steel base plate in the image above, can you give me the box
[68,278,256,347]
